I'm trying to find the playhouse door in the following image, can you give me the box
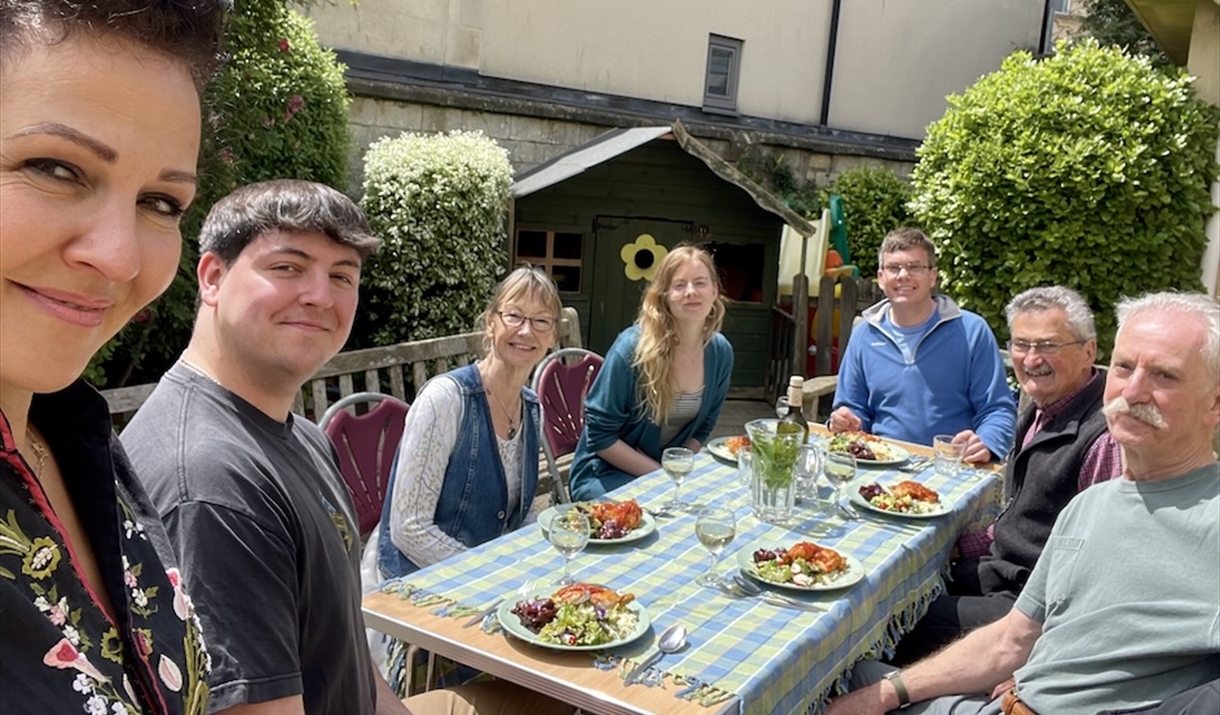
[589,216,694,355]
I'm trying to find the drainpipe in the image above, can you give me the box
[819,0,842,126]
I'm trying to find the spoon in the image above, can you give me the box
[733,573,825,613]
[624,623,687,685]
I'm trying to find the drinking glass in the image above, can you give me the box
[795,444,827,512]
[547,506,590,585]
[694,506,736,587]
[736,445,754,489]
[662,447,694,511]
[775,396,790,419]
[933,434,965,476]
[822,452,857,512]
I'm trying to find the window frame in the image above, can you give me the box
[513,227,585,294]
[703,34,743,116]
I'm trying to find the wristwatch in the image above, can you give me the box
[884,670,912,709]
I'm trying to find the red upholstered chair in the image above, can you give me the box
[319,392,410,538]
[531,348,604,504]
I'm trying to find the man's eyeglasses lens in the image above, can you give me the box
[498,311,555,332]
[882,263,930,277]
[1008,339,1082,356]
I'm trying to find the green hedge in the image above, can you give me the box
[357,130,514,346]
[819,166,911,268]
[90,0,351,387]
[910,39,1219,356]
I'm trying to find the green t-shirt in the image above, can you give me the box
[1013,463,1220,715]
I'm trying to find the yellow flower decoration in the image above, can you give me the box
[620,234,669,282]
[22,536,61,579]
[101,627,124,664]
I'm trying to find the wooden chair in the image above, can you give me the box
[531,348,604,504]
[319,392,410,538]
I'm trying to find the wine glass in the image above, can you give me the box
[795,444,827,513]
[822,452,857,514]
[775,395,790,419]
[694,506,736,587]
[661,447,694,511]
[547,506,590,585]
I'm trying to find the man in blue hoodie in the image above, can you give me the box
[829,228,1016,463]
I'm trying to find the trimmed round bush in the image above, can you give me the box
[357,130,514,346]
[910,39,1219,355]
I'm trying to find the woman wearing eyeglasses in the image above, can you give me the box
[366,266,562,582]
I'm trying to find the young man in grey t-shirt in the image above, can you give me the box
[124,180,570,715]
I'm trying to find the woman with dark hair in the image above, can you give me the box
[0,1,225,711]
[568,245,734,501]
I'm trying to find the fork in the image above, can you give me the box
[462,578,537,628]
[899,457,933,473]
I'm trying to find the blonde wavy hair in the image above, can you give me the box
[633,245,726,424]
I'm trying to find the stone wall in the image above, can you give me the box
[342,94,915,195]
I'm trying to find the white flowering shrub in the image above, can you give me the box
[357,130,513,346]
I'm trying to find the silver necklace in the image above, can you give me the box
[180,358,223,387]
[481,366,520,439]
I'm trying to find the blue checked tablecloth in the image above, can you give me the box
[376,453,1001,715]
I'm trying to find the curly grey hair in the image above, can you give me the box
[1005,286,1096,342]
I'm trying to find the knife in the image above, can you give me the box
[461,600,503,628]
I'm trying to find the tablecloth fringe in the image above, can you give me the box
[593,655,733,707]
[800,579,946,715]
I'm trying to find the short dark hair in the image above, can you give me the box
[0,0,227,94]
[878,227,937,268]
[199,179,381,265]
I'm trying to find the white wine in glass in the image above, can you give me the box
[694,506,736,587]
[548,507,590,585]
[662,447,694,511]
[822,452,857,514]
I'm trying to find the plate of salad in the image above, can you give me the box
[707,435,751,463]
[824,432,911,466]
[851,481,952,519]
[538,499,656,544]
[735,540,865,592]
[499,583,649,651]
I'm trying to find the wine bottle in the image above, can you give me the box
[778,375,808,443]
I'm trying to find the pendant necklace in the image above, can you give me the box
[25,429,49,478]
[484,374,520,439]
[489,387,520,439]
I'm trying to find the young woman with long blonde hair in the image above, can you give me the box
[569,245,733,500]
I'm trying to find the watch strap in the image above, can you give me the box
[885,670,912,709]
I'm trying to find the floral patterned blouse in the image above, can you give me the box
[0,381,210,715]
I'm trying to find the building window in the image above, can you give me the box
[703,34,742,116]
[515,229,583,293]
[1049,0,1070,14]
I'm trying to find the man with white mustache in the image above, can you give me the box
[826,290,1219,715]
[893,287,1123,664]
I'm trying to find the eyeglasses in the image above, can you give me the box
[497,310,555,333]
[1007,339,1085,356]
[881,263,932,277]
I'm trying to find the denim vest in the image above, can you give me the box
[377,364,540,578]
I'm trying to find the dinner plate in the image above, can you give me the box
[496,588,651,651]
[735,541,866,592]
[706,436,742,462]
[849,488,953,519]
[819,438,912,467]
[538,506,657,545]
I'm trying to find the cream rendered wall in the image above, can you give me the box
[305,0,1042,139]
[1186,0,1219,298]
[830,0,1044,137]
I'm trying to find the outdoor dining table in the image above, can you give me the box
[363,431,1002,715]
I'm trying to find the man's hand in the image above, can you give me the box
[830,407,863,433]
[824,679,896,715]
[954,430,993,464]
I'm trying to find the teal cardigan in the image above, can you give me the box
[568,325,733,501]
